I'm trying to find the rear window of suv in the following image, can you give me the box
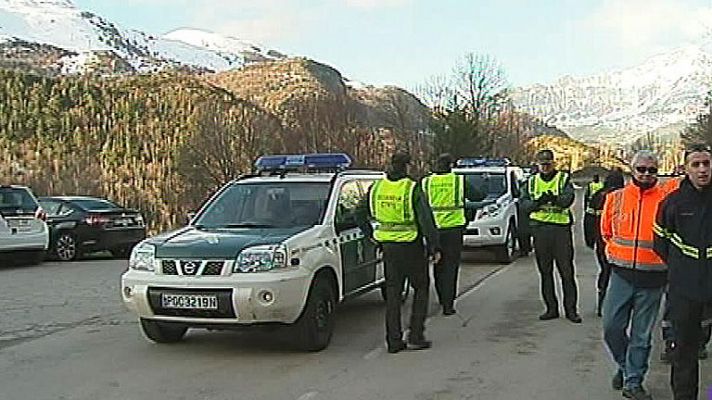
[0,187,38,216]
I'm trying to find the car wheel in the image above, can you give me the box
[139,318,187,343]
[295,277,336,352]
[54,232,78,261]
[495,221,517,264]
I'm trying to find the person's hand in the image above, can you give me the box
[430,250,442,265]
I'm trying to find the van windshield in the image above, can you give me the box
[194,182,331,229]
[463,172,507,200]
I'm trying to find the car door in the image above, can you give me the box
[334,179,377,295]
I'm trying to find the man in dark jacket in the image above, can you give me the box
[653,143,712,400]
[583,170,625,316]
[357,150,442,354]
[520,149,581,323]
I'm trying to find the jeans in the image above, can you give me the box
[603,271,664,389]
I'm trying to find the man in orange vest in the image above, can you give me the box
[601,150,668,400]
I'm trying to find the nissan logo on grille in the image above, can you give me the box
[180,261,200,275]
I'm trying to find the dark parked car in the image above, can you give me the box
[38,196,146,261]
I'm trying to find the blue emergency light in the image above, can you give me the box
[456,157,511,167]
[255,153,352,172]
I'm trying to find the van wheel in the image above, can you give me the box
[495,221,517,264]
[295,278,336,352]
[140,318,187,343]
[54,232,78,261]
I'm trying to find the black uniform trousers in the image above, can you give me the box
[595,241,612,294]
[382,240,430,347]
[532,224,579,315]
[434,228,463,309]
[669,296,712,400]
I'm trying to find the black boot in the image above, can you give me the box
[597,290,605,317]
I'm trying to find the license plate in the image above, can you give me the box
[113,218,132,226]
[161,294,218,310]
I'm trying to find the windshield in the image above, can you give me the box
[463,172,507,200]
[0,188,38,216]
[194,182,331,229]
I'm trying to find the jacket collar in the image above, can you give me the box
[623,180,663,198]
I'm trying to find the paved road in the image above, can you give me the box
[1,231,710,398]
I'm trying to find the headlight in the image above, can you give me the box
[234,245,287,273]
[478,203,503,219]
[129,242,155,271]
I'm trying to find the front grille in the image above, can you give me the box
[162,260,178,275]
[147,287,235,318]
[465,228,480,235]
[203,261,224,275]
[159,259,228,276]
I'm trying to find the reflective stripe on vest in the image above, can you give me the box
[422,173,466,229]
[585,206,602,216]
[370,178,418,242]
[528,171,571,225]
[655,222,712,260]
[603,185,667,270]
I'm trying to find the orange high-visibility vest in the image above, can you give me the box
[600,182,668,271]
[660,177,682,194]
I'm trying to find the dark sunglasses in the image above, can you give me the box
[635,166,658,174]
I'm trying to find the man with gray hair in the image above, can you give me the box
[600,150,668,400]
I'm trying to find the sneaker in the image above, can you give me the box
[443,306,456,316]
[622,386,652,400]
[611,370,623,390]
[538,311,559,320]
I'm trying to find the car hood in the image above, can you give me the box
[149,226,307,259]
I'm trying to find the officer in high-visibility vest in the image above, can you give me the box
[422,153,484,316]
[357,150,442,354]
[520,149,581,323]
[584,174,604,210]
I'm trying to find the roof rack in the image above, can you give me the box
[456,157,512,168]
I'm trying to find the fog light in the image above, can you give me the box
[123,286,133,297]
[259,290,274,303]
[490,227,501,235]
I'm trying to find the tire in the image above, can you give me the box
[140,318,187,343]
[54,232,78,261]
[295,277,336,352]
[495,221,517,264]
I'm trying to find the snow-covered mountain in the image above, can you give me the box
[0,0,284,74]
[512,45,712,144]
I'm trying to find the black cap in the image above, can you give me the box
[536,149,554,163]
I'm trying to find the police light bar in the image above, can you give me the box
[255,153,352,171]
[456,157,511,167]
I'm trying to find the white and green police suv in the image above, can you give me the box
[121,154,386,351]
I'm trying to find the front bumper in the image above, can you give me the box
[121,264,312,326]
[463,214,508,247]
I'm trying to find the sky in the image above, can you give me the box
[72,0,712,90]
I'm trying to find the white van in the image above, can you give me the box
[453,158,524,263]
